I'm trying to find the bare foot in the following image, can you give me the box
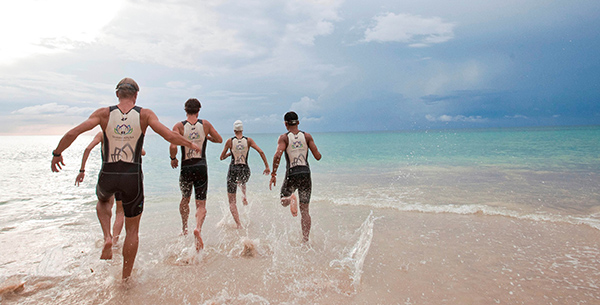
[181,228,188,236]
[236,223,243,229]
[290,194,298,217]
[100,238,113,260]
[112,235,120,246]
[193,229,204,251]
[242,197,248,206]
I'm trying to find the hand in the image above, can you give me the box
[75,172,85,186]
[263,168,271,176]
[171,158,179,169]
[191,143,201,153]
[51,156,65,172]
[269,175,276,190]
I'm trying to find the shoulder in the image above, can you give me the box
[92,107,110,117]
[139,107,157,118]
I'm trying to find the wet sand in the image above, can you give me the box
[2,199,599,304]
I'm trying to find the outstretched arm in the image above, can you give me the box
[144,109,200,151]
[219,138,232,161]
[269,134,287,190]
[249,138,270,175]
[52,108,104,172]
[306,133,322,161]
[75,132,103,186]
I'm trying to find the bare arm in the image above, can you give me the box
[75,132,103,186]
[305,132,322,161]
[219,138,232,161]
[52,108,105,172]
[169,123,182,169]
[144,109,199,151]
[203,120,223,144]
[269,134,288,190]
[249,137,270,175]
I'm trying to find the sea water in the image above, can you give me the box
[0,126,599,304]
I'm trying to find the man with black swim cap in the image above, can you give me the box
[269,111,322,242]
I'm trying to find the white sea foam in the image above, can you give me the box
[330,194,600,232]
[201,289,270,305]
[330,211,379,289]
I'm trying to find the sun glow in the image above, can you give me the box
[0,0,122,65]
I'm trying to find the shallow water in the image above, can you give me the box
[1,127,599,304]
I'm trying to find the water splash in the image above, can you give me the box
[330,211,379,289]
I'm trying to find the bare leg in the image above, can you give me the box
[289,193,298,217]
[96,197,114,259]
[112,200,124,245]
[240,183,248,205]
[228,192,242,229]
[179,197,191,235]
[193,200,207,251]
[299,203,311,242]
[122,214,141,279]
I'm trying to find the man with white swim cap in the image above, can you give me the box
[220,120,270,228]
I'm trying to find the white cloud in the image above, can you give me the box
[165,81,188,89]
[290,96,320,116]
[426,114,487,123]
[0,0,122,65]
[505,114,528,119]
[284,20,335,46]
[0,72,114,106]
[363,13,455,47]
[104,3,242,70]
[281,0,342,46]
[11,103,96,116]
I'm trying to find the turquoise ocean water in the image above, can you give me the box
[1,125,599,304]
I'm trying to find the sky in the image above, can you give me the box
[0,0,599,135]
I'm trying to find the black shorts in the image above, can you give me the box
[180,164,208,200]
[227,164,251,193]
[97,172,144,218]
[280,172,312,204]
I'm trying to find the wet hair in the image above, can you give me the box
[115,78,139,99]
[184,98,201,114]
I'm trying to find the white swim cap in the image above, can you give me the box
[233,120,243,131]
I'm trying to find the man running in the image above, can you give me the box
[169,98,222,251]
[219,120,270,228]
[75,131,146,245]
[51,77,200,279]
[269,111,322,242]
